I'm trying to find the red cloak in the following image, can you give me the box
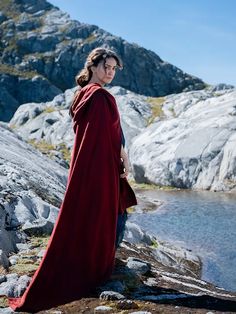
[8,83,137,312]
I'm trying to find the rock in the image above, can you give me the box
[0,122,68,255]
[98,280,125,294]
[0,275,7,284]
[0,308,15,314]
[130,312,152,314]
[0,12,7,24]
[14,275,31,297]
[8,254,19,265]
[116,299,139,310]
[37,249,46,258]
[94,306,113,313]
[126,257,151,275]
[22,219,54,236]
[0,74,62,122]
[130,88,236,192]
[124,222,154,245]
[8,85,152,161]
[0,249,10,269]
[99,290,125,301]
[0,273,19,297]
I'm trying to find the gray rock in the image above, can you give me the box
[94,306,113,313]
[0,273,19,297]
[0,74,62,122]
[130,312,152,314]
[0,308,15,314]
[130,88,236,192]
[22,219,54,236]
[116,299,139,310]
[0,249,10,269]
[8,85,151,158]
[0,12,7,24]
[99,290,125,301]
[98,280,125,294]
[0,122,68,255]
[126,257,151,275]
[124,222,154,245]
[13,274,31,297]
[0,275,7,284]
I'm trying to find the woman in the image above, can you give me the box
[8,47,137,312]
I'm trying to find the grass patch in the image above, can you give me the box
[56,143,71,164]
[83,33,97,44]
[29,235,50,249]
[150,239,159,248]
[28,139,71,168]
[129,179,178,191]
[28,138,55,155]
[43,106,56,113]
[146,96,165,125]
[9,259,40,276]
[0,63,39,79]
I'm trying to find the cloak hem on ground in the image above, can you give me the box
[7,82,137,312]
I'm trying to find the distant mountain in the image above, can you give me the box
[0,0,205,121]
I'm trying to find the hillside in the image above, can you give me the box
[0,0,205,121]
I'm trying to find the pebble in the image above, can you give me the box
[94,305,113,313]
[116,299,139,310]
[130,312,152,314]
[99,290,125,301]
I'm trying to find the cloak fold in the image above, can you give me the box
[8,83,137,312]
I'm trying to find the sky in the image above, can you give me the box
[49,0,236,86]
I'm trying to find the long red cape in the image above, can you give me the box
[8,83,137,312]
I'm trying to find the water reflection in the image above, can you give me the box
[130,189,236,292]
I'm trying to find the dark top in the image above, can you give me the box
[121,126,125,147]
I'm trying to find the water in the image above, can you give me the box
[129,189,236,292]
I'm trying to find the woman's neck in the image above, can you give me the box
[88,78,104,87]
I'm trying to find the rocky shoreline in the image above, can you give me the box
[1,190,236,313]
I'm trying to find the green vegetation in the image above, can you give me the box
[150,239,159,248]
[43,106,56,113]
[83,33,97,44]
[28,139,71,165]
[146,96,165,125]
[129,179,178,191]
[0,0,19,18]
[56,143,71,164]
[28,139,55,156]
[0,63,38,79]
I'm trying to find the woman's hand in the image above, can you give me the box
[120,145,129,178]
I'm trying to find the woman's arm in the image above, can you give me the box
[120,145,129,178]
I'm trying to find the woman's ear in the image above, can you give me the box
[91,65,96,74]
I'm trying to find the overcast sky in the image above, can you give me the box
[49,0,236,86]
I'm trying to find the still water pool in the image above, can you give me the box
[129,189,236,292]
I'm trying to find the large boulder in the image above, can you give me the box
[129,87,236,192]
[0,121,68,255]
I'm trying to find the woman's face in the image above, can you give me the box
[91,57,117,85]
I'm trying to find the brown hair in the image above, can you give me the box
[75,47,123,87]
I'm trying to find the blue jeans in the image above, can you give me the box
[115,209,128,249]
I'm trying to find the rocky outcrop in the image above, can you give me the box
[8,86,152,166]
[9,83,236,192]
[130,86,236,192]
[0,0,205,121]
[1,107,236,312]
[1,223,236,313]
[0,121,68,259]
